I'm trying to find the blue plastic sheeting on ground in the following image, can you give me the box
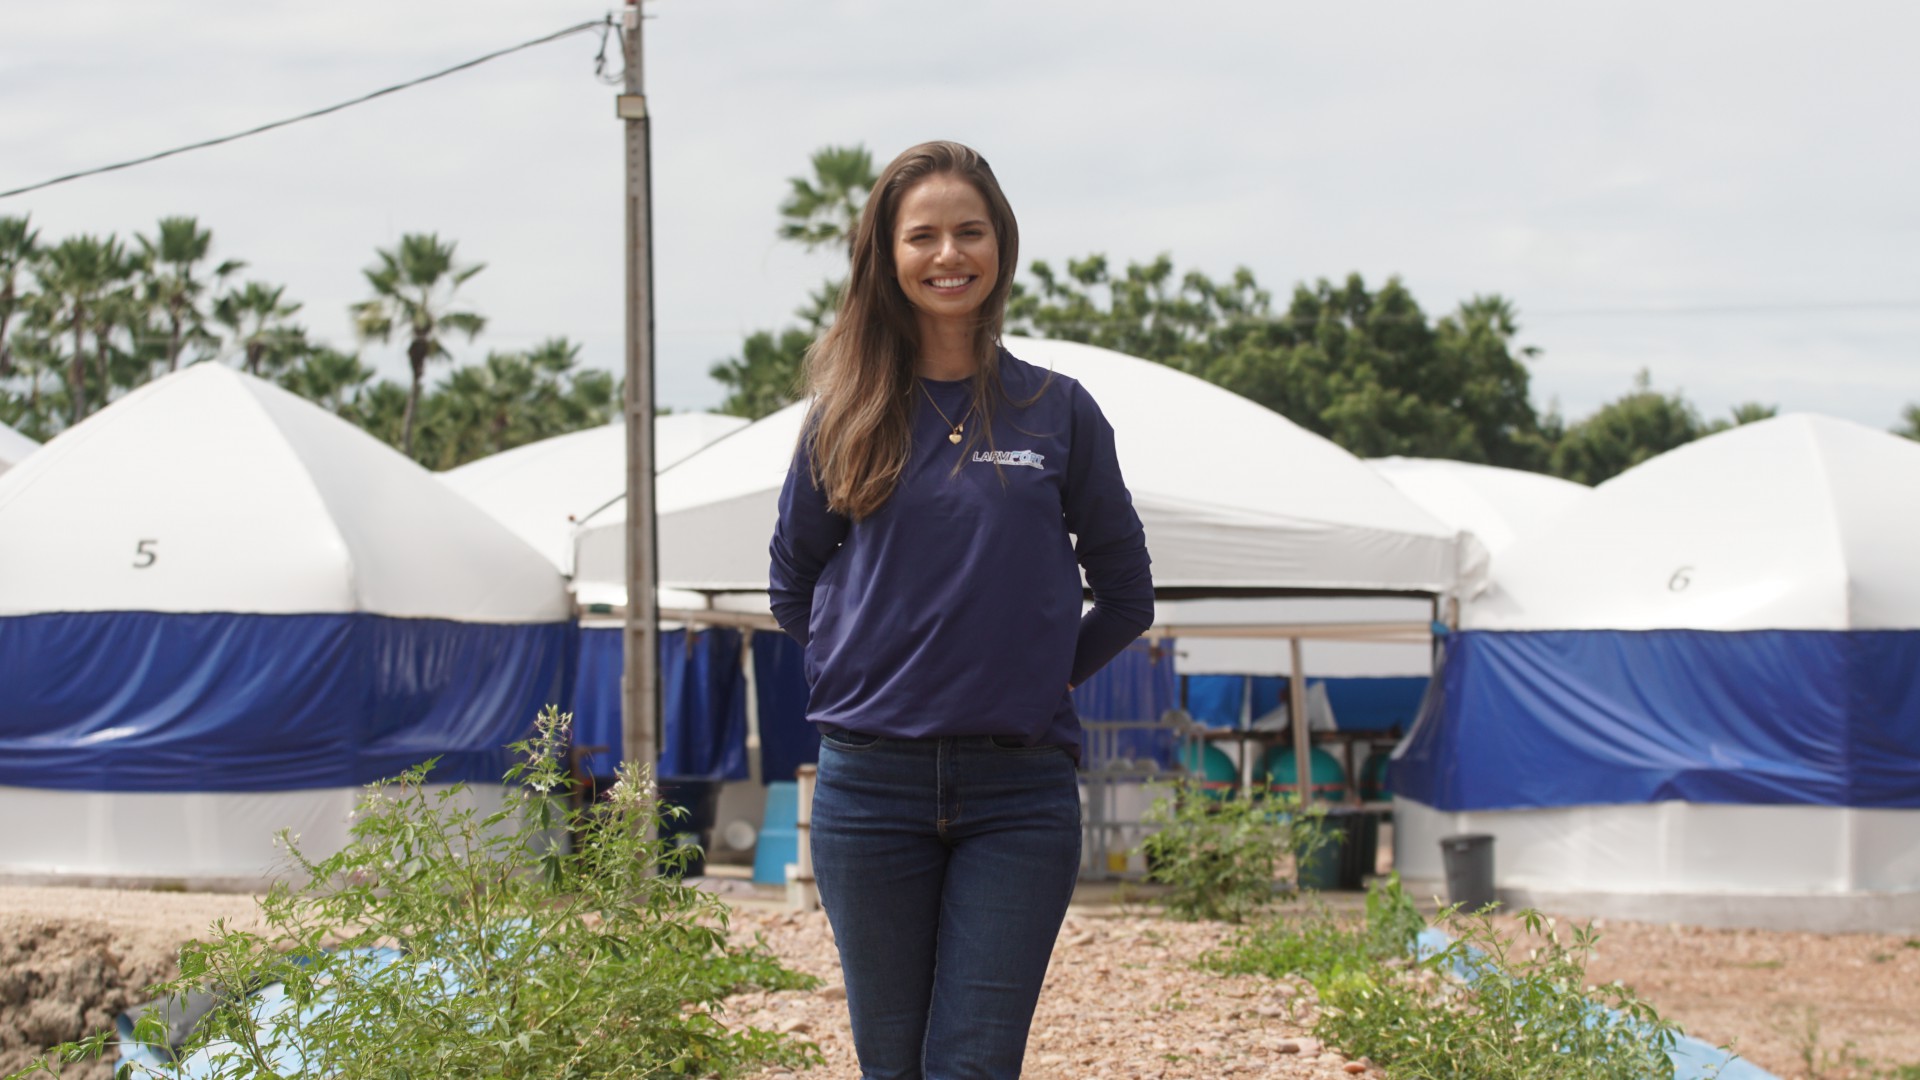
[1394,630,1920,812]
[1073,638,1180,765]
[0,612,572,792]
[1412,928,1775,1080]
[1185,674,1427,733]
[573,627,750,782]
[751,632,817,786]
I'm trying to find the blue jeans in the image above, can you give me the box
[810,731,1082,1080]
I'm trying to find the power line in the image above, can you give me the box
[0,19,611,201]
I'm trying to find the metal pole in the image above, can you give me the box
[617,0,660,778]
[1290,637,1312,806]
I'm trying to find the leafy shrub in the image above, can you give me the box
[1207,878,1691,1079]
[1318,906,1686,1080]
[1204,873,1424,983]
[1136,782,1325,923]
[12,707,821,1080]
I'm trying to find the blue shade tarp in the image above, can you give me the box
[573,627,750,782]
[0,612,573,792]
[1393,630,1920,811]
[1185,675,1244,728]
[752,632,816,785]
[1185,674,1425,733]
[1073,638,1180,766]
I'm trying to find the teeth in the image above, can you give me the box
[930,277,970,288]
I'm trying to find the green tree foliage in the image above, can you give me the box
[0,215,40,381]
[1011,261,1554,469]
[1722,401,1778,428]
[710,327,813,420]
[410,337,618,470]
[1548,370,1711,484]
[277,347,376,415]
[33,234,130,424]
[1896,404,1920,441]
[136,215,243,374]
[214,281,308,377]
[777,144,876,252]
[2,217,616,466]
[350,233,487,457]
[711,145,877,419]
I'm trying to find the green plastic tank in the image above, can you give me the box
[1258,746,1349,803]
[1178,741,1239,801]
[1358,751,1392,802]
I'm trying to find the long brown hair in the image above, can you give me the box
[801,140,1021,520]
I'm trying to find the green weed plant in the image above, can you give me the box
[1210,876,1694,1080]
[12,707,821,1080]
[1136,782,1326,923]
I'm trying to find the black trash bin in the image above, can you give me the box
[1296,808,1381,892]
[1334,809,1381,890]
[1295,813,1346,892]
[654,778,722,878]
[1440,833,1497,911]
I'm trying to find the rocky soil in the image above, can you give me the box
[5,882,1920,1079]
[0,887,263,1080]
[1568,917,1920,1079]
[722,907,1372,1079]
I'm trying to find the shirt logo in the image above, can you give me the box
[971,449,1046,470]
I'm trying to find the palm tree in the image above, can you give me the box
[777,145,877,253]
[137,216,244,374]
[34,234,123,422]
[0,214,40,380]
[349,233,486,457]
[214,281,306,376]
[278,347,375,415]
[86,241,145,405]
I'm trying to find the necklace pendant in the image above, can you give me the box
[948,429,962,444]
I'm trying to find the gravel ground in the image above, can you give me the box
[721,907,1370,1079]
[6,882,1920,1079]
[1560,916,1920,1079]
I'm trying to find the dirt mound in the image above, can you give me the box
[1,916,164,1079]
[0,887,263,1079]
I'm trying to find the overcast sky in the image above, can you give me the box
[5,1,1916,428]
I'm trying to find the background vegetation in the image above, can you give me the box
[708,144,1920,485]
[0,216,614,470]
[6,145,1914,478]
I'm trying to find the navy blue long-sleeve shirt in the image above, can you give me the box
[768,348,1154,758]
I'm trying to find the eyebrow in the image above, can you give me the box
[901,218,991,233]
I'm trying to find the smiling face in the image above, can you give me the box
[891,173,1000,334]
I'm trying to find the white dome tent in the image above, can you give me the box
[1367,456,1589,555]
[569,338,1470,822]
[0,365,573,887]
[441,412,761,800]
[0,420,36,476]
[1393,414,1920,931]
[575,337,1469,599]
[441,414,748,575]
[1166,461,1591,712]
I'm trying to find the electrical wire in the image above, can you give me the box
[0,18,612,201]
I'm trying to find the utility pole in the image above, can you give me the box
[617,0,660,780]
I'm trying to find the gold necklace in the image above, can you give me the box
[918,382,975,444]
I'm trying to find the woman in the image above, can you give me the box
[769,140,1153,1079]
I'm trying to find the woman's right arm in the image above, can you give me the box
[768,442,850,646]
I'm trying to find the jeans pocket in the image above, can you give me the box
[821,727,881,752]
